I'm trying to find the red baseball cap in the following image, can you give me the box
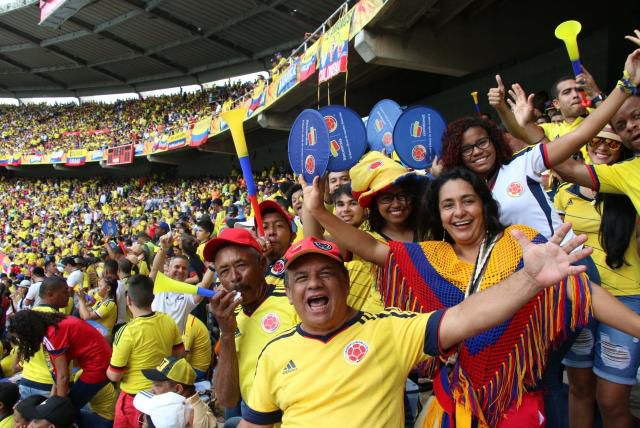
[283,237,343,269]
[203,228,263,263]
[259,200,293,233]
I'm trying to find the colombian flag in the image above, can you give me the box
[189,117,210,147]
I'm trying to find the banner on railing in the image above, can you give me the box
[319,9,354,83]
[90,150,104,162]
[107,144,134,166]
[190,117,211,147]
[50,150,64,164]
[350,0,385,37]
[167,131,188,150]
[28,154,44,164]
[134,143,145,155]
[277,58,300,97]
[66,149,87,166]
[11,154,22,166]
[0,155,9,166]
[299,40,320,82]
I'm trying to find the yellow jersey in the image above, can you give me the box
[93,298,117,332]
[540,117,591,162]
[75,370,117,421]
[589,157,640,213]
[183,314,212,373]
[265,259,287,292]
[235,286,297,402]
[345,259,384,313]
[245,309,443,427]
[110,312,183,394]
[555,183,640,296]
[0,415,13,428]
[20,305,58,387]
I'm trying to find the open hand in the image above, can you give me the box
[507,83,536,127]
[511,222,592,289]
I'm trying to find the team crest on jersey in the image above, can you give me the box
[313,241,333,251]
[271,259,285,275]
[261,313,280,333]
[344,340,369,364]
[507,181,524,197]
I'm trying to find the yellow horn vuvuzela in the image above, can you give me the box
[153,272,215,297]
[221,108,265,236]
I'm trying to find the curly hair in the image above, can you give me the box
[8,310,65,361]
[441,117,513,171]
[417,167,505,243]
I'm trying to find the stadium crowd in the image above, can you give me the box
[0,26,637,428]
[0,79,257,157]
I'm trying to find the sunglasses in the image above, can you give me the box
[588,137,621,151]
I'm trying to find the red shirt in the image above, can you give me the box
[43,316,111,384]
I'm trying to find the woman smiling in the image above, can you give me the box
[301,167,640,426]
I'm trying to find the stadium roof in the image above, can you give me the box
[0,0,346,98]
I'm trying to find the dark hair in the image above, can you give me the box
[441,117,513,171]
[39,276,67,298]
[212,198,223,207]
[274,196,288,210]
[8,310,66,361]
[368,179,423,241]
[331,184,354,204]
[15,394,46,419]
[101,277,119,302]
[118,258,133,276]
[550,76,575,99]
[419,168,505,243]
[103,259,118,277]
[595,147,636,268]
[127,274,154,308]
[180,234,198,257]
[286,184,302,207]
[196,219,214,235]
[0,382,19,410]
[32,267,45,278]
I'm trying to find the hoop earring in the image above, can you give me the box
[442,230,446,241]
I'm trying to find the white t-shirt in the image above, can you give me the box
[152,292,198,333]
[67,269,84,289]
[115,279,128,325]
[25,281,42,307]
[492,143,575,244]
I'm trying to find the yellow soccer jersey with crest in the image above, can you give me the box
[244,309,443,427]
[554,183,640,296]
[589,157,640,214]
[235,286,298,402]
[265,259,287,293]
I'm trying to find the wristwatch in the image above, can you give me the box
[591,93,606,107]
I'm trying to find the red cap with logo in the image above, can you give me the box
[283,236,343,269]
[203,228,263,262]
[259,200,293,233]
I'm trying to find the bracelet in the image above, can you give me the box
[617,70,639,95]
[590,93,606,106]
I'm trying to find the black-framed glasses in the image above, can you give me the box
[378,192,410,205]
[461,139,491,158]
[587,137,621,151]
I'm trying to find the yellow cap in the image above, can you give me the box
[349,151,417,207]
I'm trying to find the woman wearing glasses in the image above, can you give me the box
[554,126,640,428]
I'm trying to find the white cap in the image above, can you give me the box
[18,280,30,288]
[133,391,186,428]
[234,218,255,229]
